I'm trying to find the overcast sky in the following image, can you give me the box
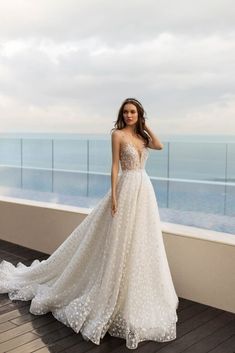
[0,0,235,135]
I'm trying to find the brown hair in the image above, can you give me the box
[111,98,150,147]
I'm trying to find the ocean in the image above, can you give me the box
[0,133,234,234]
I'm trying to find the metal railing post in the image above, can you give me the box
[20,138,23,189]
[87,139,89,197]
[167,141,170,208]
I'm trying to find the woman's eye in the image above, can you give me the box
[124,110,136,114]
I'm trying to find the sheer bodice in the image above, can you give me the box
[120,142,149,171]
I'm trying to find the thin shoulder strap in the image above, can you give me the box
[119,130,127,143]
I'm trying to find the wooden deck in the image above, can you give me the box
[0,239,234,353]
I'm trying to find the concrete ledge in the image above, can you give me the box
[0,196,89,255]
[0,196,234,314]
[162,223,235,314]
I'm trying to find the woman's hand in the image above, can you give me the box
[111,196,118,217]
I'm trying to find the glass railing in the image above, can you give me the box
[0,138,234,234]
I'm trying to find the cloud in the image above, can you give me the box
[0,1,234,134]
[159,94,235,134]
[0,0,234,43]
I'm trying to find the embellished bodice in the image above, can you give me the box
[120,142,149,171]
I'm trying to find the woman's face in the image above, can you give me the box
[123,103,138,126]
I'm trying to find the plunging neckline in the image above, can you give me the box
[122,141,146,163]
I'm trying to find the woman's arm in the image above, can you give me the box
[144,123,164,150]
[111,130,120,215]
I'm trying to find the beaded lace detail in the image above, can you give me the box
[120,142,149,171]
[0,137,179,349]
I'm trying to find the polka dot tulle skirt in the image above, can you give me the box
[0,141,179,349]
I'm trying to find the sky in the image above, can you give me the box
[0,0,235,136]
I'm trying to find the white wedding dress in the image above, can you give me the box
[0,139,179,349]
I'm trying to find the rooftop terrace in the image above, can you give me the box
[0,239,235,353]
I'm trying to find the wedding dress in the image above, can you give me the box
[0,137,179,349]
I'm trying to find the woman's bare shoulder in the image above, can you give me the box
[112,130,127,152]
[111,129,125,140]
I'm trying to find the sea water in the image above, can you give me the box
[0,133,234,234]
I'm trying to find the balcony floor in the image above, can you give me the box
[0,239,235,353]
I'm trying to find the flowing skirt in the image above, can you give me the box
[0,169,179,349]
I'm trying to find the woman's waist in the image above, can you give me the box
[119,168,147,174]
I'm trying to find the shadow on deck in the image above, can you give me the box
[0,239,235,353]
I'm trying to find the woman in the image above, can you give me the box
[0,98,179,349]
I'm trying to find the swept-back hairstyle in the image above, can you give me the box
[111,98,150,147]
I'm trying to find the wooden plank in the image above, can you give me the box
[209,334,235,353]
[81,335,135,353]
[178,302,210,323]
[0,306,32,324]
[0,295,12,307]
[6,330,75,353]
[0,332,39,352]
[39,333,83,352]
[54,339,98,353]
[37,327,76,345]
[8,329,79,353]
[0,321,17,333]
[0,315,61,343]
[5,337,46,353]
[0,301,29,316]
[182,319,235,353]
[10,313,52,326]
[0,240,48,259]
[0,241,47,264]
[31,320,68,336]
[26,348,51,353]
[111,343,150,353]
[0,240,23,253]
[177,307,222,336]
[0,251,26,265]
[177,298,196,311]
[148,311,235,353]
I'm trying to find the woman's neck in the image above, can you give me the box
[123,125,137,136]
